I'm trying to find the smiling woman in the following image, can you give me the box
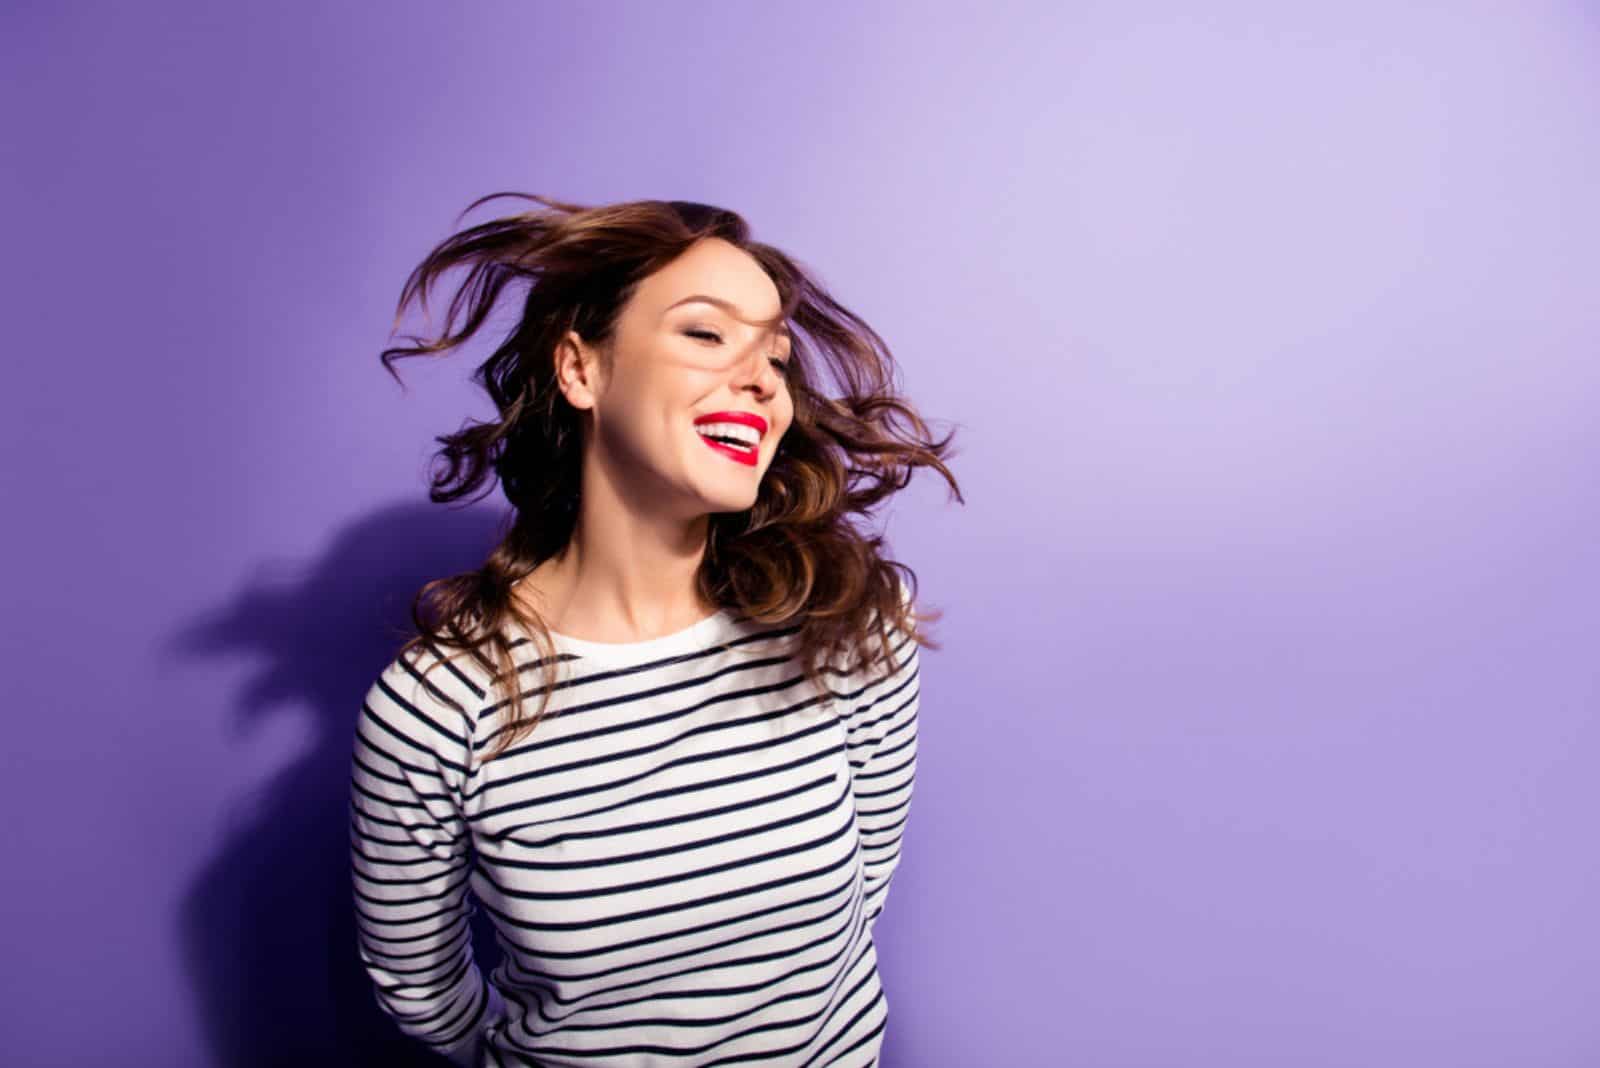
[350,192,963,1066]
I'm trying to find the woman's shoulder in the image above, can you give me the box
[359,637,498,756]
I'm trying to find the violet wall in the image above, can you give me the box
[4,2,1598,1065]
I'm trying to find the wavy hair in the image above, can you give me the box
[378,192,962,763]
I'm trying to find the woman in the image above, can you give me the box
[349,193,961,1067]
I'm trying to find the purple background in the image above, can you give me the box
[5,2,1598,1065]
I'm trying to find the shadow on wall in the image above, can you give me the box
[170,501,507,1068]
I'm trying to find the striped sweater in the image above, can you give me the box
[349,592,921,1067]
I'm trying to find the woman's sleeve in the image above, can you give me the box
[844,579,923,930]
[349,642,504,1068]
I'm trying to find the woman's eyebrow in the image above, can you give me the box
[663,294,739,315]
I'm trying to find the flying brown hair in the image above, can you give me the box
[378,192,963,764]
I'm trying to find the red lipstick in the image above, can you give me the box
[693,411,767,468]
[694,411,768,435]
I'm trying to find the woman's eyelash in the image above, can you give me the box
[684,328,792,376]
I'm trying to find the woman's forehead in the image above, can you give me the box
[639,239,783,326]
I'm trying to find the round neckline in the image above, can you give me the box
[538,606,738,664]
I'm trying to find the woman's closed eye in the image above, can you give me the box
[684,328,792,375]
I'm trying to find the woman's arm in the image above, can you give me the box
[844,587,923,930]
[349,644,503,1067]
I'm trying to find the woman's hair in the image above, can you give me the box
[378,192,962,764]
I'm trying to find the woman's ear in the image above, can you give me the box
[555,330,605,411]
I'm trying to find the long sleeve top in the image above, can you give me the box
[349,591,921,1067]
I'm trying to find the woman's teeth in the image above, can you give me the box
[696,422,759,452]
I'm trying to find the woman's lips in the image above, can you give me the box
[694,410,769,436]
[698,432,760,467]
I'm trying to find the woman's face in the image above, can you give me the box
[558,237,795,520]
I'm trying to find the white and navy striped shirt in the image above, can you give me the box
[349,592,921,1067]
